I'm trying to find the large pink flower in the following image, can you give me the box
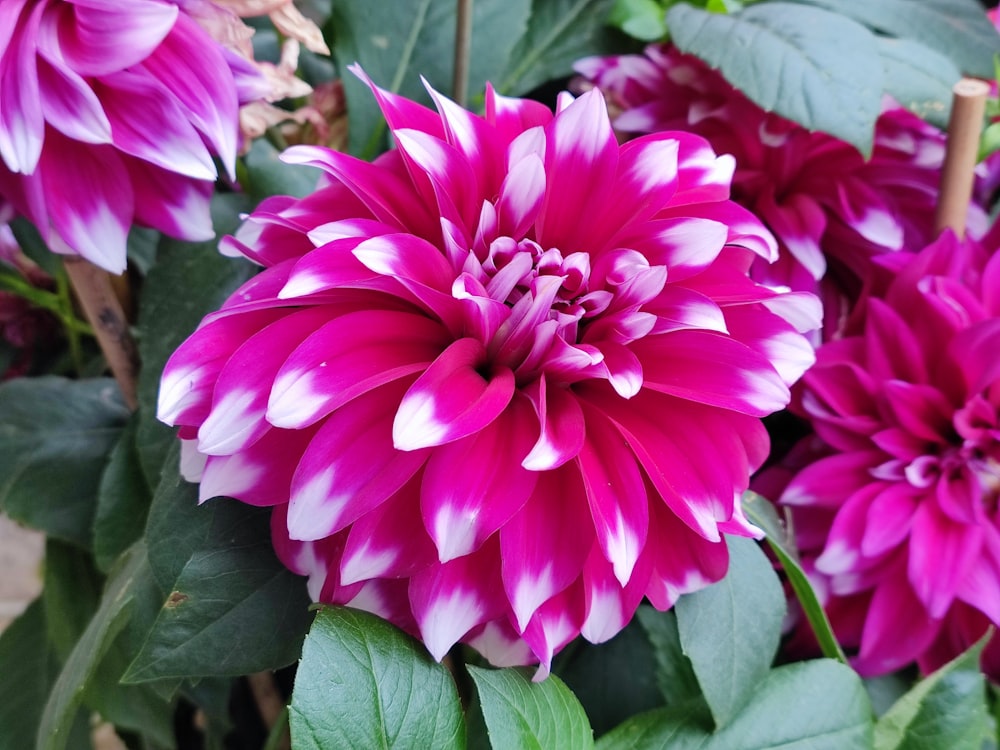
[575,46,986,305]
[158,71,820,674]
[0,0,266,273]
[777,228,1000,676]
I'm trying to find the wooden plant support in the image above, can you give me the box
[935,77,991,237]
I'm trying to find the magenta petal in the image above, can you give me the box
[856,571,941,676]
[635,330,789,417]
[522,375,585,471]
[465,620,535,670]
[496,153,546,239]
[36,55,111,144]
[287,382,430,541]
[780,452,885,507]
[56,0,178,75]
[267,309,450,429]
[393,338,515,451]
[521,585,586,679]
[956,527,1000,623]
[501,468,593,631]
[124,157,213,241]
[580,543,652,644]
[860,484,917,557]
[907,503,982,618]
[421,400,537,562]
[340,475,437,584]
[409,540,507,661]
[0,2,46,173]
[576,406,649,584]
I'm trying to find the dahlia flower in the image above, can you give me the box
[575,46,985,303]
[0,0,266,273]
[159,70,819,674]
[777,228,1000,676]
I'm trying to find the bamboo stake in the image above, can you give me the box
[62,258,138,410]
[935,77,990,237]
[452,0,473,107]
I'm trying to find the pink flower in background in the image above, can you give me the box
[575,46,985,313]
[158,70,819,674]
[777,228,1000,676]
[0,0,266,273]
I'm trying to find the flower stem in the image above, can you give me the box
[452,0,473,107]
[62,258,138,409]
[248,671,289,750]
[935,78,990,237]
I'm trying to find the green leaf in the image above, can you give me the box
[42,539,102,662]
[135,193,257,486]
[784,0,1000,79]
[469,666,593,749]
[874,637,990,750]
[0,601,60,750]
[876,38,957,130]
[634,608,701,708]
[666,2,882,155]
[609,0,668,41]
[124,521,311,681]
[596,660,873,750]
[93,416,153,572]
[9,218,62,277]
[37,542,147,750]
[743,491,848,664]
[0,376,128,547]
[332,0,531,158]
[288,606,466,749]
[554,622,665,735]
[242,138,320,200]
[499,0,626,97]
[674,536,785,728]
[982,121,1000,161]
[126,226,160,275]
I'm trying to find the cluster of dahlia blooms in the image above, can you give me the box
[0,0,269,274]
[774,228,1000,677]
[574,46,986,310]
[158,71,820,673]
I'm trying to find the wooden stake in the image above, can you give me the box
[935,78,990,237]
[62,258,138,410]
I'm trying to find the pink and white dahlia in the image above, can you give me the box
[0,0,266,273]
[158,71,820,674]
[777,228,1000,676]
[575,46,985,302]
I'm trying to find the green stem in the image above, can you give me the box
[55,267,85,374]
[261,706,290,750]
[0,273,92,336]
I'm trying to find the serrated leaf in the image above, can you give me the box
[37,542,147,750]
[93,416,152,572]
[124,532,311,681]
[666,2,882,155]
[874,637,990,750]
[0,376,128,547]
[635,608,701,708]
[469,666,593,749]
[674,536,785,728]
[785,0,1000,79]
[877,38,958,129]
[135,193,257,486]
[289,607,466,749]
[42,539,102,662]
[0,601,60,750]
[596,660,873,750]
[332,0,531,158]
[499,0,626,96]
[609,0,668,41]
[554,621,664,735]
[242,138,320,200]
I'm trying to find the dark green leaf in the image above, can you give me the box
[470,665,593,749]
[332,0,531,158]
[554,622,664,735]
[123,525,311,681]
[0,376,128,547]
[499,0,625,96]
[674,536,785,728]
[9,218,61,277]
[609,0,668,41]
[289,606,465,749]
[596,660,873,750]
[874,636,990,750]
[135,193,257,486]
[666,2,882,155]
[37,542,147,750]
[0,601,60,750]
[877,38,958,129]
[243,138,320,200]
[743,491,848,664]
[866,672,916,719]
[94,416,153,572]
[42,539,102,662]
[635,608,701,708]
[126,226,160,275]
[785,0,1000,79]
